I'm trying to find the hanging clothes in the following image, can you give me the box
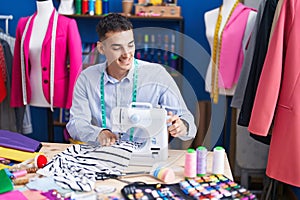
[237,0,279,127]
[0,37,31,134]
[0,38,17,132]
[268,0,284,44]
[231,0,267,109]
[0,32,15,54]
[248,0,300,187]
[0,43,6,102]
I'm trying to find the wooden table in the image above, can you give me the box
[32,142,233,198]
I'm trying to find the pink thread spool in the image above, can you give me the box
[152,167,175,183]
[12,169,27,179]
[184,148,197,178]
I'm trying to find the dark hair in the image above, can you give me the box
[96,13,133,41]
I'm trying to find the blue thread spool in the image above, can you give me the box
[89,0,95,15]
[102,0,109,15]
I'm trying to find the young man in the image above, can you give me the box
[66,13,196,146]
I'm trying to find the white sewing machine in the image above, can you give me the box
[110,102,168,166]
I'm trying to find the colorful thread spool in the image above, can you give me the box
[89,0,95,15]
[196,146,207,176]
[26,167,38,173]
[75,0,82,14]
[152,167,175,183]
[102,0,109,15]
[184,148,197,178]
[12,169,27,179]
[12,178,29,185]
[4,168,13,179]
[82,0,89,14]
[95,0,102,15]
[212,146,225,174]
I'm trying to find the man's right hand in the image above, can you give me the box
[98,129,117,146]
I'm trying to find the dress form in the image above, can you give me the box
[29,0,54,107]
[204,0,257,99]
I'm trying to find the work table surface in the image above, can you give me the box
[24,142,234,197]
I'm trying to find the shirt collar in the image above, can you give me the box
[102,59,135,85]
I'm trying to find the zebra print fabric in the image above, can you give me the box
[37,142,137,191]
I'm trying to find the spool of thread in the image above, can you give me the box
[4,168,13,179]
[136,51,142,59]
[12,169,27,179]
[82,0,89,14]
[184,148,197,178]
[12,178,29,185]
[75,0,82,14]
[102,0,109,15]
[152,167,175,183]
[212,146,225,174]
[0,157,10,165]
[26,167,38,173]
[89,0,95,15]
[196,146,207,176]
[95,0,102,15]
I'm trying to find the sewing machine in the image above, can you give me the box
[110,102,168,166]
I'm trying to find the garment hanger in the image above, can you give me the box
[0,15,13,35]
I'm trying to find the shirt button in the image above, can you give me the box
[44,80,49,84]
[42,67,47,71]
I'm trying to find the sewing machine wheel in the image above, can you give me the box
[120,127,149,150]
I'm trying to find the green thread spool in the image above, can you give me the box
[75,0,82,14]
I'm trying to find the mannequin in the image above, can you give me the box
[11,0,82,140]
[204,0,257,103]
[58,0,75,15]
[11,0,82,110]
[29,0,54,107]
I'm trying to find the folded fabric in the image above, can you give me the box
[0,130,41,152]
[0,146,40,162]
[0,169,13,194]
[0,163,11,170]
[37,142,137,192]
[26,177,71,193]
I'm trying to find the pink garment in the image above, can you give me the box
[11,10,82,109]
[248,0,300,187]
[0,190,28,200]
[219,3,253,89]
[0,44,6,103]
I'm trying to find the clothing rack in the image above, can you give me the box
[0,15,13,35]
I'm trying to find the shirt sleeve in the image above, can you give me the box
[66,73,102,145]
[158,67,197,141]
